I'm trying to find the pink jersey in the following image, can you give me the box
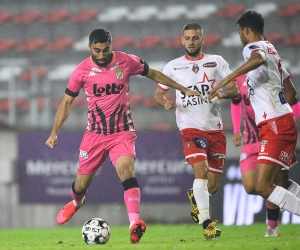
[232,75,259,145]
[66,51,148,135]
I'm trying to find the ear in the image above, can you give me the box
[88,43,91,51]
[181,37,184,45]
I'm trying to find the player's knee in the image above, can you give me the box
[255,183,271,199]
[208,183,219,195]
[243,184,256,194]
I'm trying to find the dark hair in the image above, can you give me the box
[89,28,112,44]
[236,11,264,35]
[182,22,203,34]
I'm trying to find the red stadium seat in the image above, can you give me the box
[71,9,98,23]
[113,36,135,50]
[277,3,300,17]
[129,93,144,107]
[135,35,164,49]
[47,37,75,51]
[284,32,300,46]
[0,11,13,24]
[0,39,17,52]
[16,97,30,110]
[164,35,182,49]
[13,10,42,24]
[204,33,223,47]
[19,65,47,81]
[265,32,284,44]
[17,38,47,52]
[42,10,71,23]
[216,4,245,18]
[0,98,9,111]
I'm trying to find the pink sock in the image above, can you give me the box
[266,203,279,228]
[71,188,86,207]
[124,187,140,225]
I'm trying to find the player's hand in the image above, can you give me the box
[208,77,230,102]
[233,133,242,147]
[164,99,175,110]
[45,135,58,148]
[184,89,207,103]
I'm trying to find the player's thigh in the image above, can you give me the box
[274,169,290,189]
[192,160,209,179]
[114,156,136,182]
[241,169,256,194]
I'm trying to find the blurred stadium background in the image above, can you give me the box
[0,0,300,228]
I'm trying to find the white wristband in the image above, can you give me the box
[210,92,222,103]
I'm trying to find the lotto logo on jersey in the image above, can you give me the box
[194,137,207,149]
[79,150,88,158]
[93,83,125,97]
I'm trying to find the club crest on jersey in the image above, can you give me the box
[186,138,191,148]
[192,64,199,74]
[79,150,88,158]
[115,67,123,79]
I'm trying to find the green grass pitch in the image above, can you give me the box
[0,223,299,250]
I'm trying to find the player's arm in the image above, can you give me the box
[154,87,175,110]
[146,67,206,102]
[45,93,75,148]
[231,97,242,147]
[208,51,266,99]
[283,78,297,106]
[210,80,239,103]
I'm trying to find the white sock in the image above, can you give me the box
[268,186,300,216]
[287,180,300,198]
[193,179,210,224]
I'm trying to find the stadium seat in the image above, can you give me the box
[204,33,223,47]
[135,35,164,49]
[264,32,284,44]
[47,37,75,51]
[216,4,245,18]
[0,65,24,81]
[0,98,9,112]
[16,38,47,52]
[127,6,158,21]
[129,93,144,107]
[284,32,300,46]
[156,5,187,20]
[0,11,13,24]
[42,10,71,23]
[252,3,277,17]
[48,64,77,80]
[0,39,17,52]
[19,65,47,81]
[164,35,182,49]
[185,4,218,19]
[16,97,30,110]
[13,10,42,24]
[277,3,300,17]
[97,6,129,22]
[113,36,135,50]
[70,9,98,23]
[222,33,241,47]
[73,36,89,51]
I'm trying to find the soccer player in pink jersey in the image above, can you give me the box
[154,22,239,239]
[209,11,300,218]
[45,28,200,244]
[232,75,300,237]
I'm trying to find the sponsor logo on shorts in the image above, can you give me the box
[279,151,292,164]
[240,153,247,161]
[79,150,88,158]
[194,137,207,149]
[261,140,268,144]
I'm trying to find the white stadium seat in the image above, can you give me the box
[185,4,218,19]
[156,5,187,20]
[98,6,130,22]
[127,6,158,21]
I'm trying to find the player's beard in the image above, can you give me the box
[185,46,201,57]
[92,53,112,67]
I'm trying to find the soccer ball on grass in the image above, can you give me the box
[81,218,111,245]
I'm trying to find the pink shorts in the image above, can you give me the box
[239,142,260,173]
[180,128,226,175]
[257,113,297,169]
[77,131,137,174]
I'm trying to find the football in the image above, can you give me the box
[81,218,111,245]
